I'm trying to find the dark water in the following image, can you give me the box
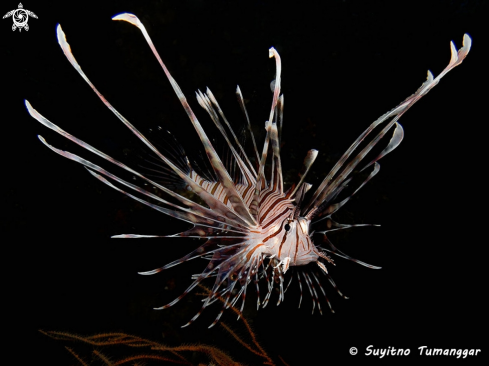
[3,0,486,364]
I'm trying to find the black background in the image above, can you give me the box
[2,0,487,365]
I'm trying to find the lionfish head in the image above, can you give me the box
[26,13,471,327]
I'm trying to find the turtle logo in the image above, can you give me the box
[3,3,37,32]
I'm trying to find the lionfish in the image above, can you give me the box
[26,13,471,327]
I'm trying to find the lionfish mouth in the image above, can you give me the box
[26,13,471,327]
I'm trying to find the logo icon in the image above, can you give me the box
[3,3,37,31]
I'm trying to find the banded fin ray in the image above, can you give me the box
[37,134,249,235]
[304,34,471,217]
[206,87,257,178]
[112,13,257,228]
[25,101,248,231]
[54,24,250,227]
[290,149,318,198]
[195,90,256,188]
[236,85,260,165]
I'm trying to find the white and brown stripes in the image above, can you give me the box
[27,12,471,327]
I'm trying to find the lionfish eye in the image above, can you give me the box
[284,224,291,232]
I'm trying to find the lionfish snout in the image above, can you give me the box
[260,216,318,268]
[26,11,471,326]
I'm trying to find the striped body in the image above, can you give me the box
[187,171,255,209]
[187,168,318,270]
[26,13,471,327]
